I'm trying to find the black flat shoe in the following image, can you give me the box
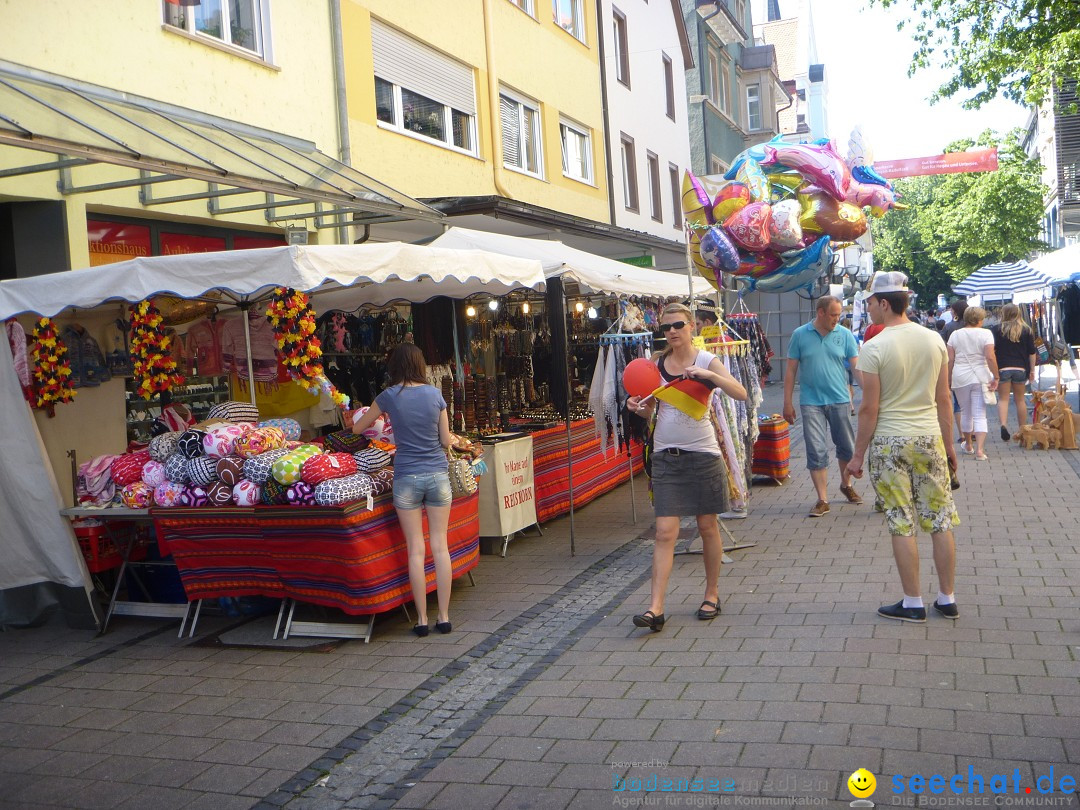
[933,600,959,619]
[435,620,452,634]
[696,600,720,620]
[412,623,430,637]
[1001,426,1010,441]
[632,610,665,632]
[877,600,926,623]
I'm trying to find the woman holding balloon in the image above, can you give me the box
[625,303,747,632]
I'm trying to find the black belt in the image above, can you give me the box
[660,447,708,456]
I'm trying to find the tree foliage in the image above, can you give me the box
[869,0,1080,110]
[870,130,1046,302]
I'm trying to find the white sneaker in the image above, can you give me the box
[720,509,747,520]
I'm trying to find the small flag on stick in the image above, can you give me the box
[651,377,716,421]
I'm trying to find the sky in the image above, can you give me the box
[751,0,1027,161]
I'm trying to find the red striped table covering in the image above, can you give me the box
[751,416,790,480]
[530,419,643,523]
[152,493,479,615]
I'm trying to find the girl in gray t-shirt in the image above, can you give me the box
[353,343,456,638]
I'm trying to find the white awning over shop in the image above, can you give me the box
[0,243,547,319]
[428,226,711,299]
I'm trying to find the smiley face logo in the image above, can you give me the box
[848,768,876,798]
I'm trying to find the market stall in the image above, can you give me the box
[0,242,546,630]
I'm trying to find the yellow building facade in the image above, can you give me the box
[342,0,610,223]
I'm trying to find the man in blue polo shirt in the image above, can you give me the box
[783,295,861,517]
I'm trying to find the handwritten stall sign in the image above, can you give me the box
[477,434,538,539]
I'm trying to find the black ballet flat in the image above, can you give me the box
[412,623,430,637]
[435,620,452,634]
[632,610,665,632]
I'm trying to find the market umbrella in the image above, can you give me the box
[953,260,1054,300]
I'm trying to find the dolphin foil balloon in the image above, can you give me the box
[761,141,851,201]
[845,179,906,217]
[748,236,833,293]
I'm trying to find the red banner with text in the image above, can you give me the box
[874,148,999,179]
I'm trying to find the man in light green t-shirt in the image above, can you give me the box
[847,272,960,624]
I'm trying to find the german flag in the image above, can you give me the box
[652,377,717,421]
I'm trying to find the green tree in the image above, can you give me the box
[870,130,1046,301]
[870,0,1080,110]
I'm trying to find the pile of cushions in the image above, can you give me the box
[109,414,396,509]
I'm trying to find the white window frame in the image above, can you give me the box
[508,0,535,15]
[709,155,727,175]
[669,163,681,229]
[613,8,630,87]
[559,119,593,184]
[620,133,638,212]
[707,47,729,114]
[553,0,585,42]
[647,152,662,223]
[375,77,478,157]
[501,89,545,178]
[746,83,762,131]
[663,53,675,120]
[734,0,746,26]
[162,0,271,59]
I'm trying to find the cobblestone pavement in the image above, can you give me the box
[1,383,1079,810]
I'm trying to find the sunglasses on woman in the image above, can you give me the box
[659,321,689,333]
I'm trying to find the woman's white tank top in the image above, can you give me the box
[652,350,721,455]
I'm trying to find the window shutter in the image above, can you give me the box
[371,20,476,115]
[501,96,520,168]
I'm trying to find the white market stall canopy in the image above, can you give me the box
[428,226,712,299]
[1015,243,1080,303]
[0,243,547,319]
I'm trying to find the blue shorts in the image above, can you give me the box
[800,403,855,470]
[999,369,1027,383]
[393,471,452,510]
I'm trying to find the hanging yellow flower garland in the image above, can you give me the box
[29,317,76,416]
[265,287,350,409]
[131,300,185,399]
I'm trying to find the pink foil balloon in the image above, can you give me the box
[724,202,772,252]
[768,199,803,249]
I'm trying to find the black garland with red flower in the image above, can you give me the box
[29,317,76,417]
[130,301,184,399]
[265,288,349,408]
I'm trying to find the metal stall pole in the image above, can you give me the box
[546,276,575,555]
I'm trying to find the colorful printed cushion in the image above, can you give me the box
[352,446,392,474]
[301,452,357,485]
[216,456,245,487]
[163,453,191,484]
[258,418,301,441]
[207,400,260,423]
[154,481,186,507]
[243,447,292,485]
[234,426,286,458]
[286,481,316,505]
[111,450,151,487]
[368,467,394,496]
[121,481,154,509]
[262,478,291,505]
[324,429,369,454]
[177,429,207,459]
[187,456,219,488]
[141,460,166,489]
[314,472,374,506]
[271,444,322,485]
[352,407,394,442]
[232,480,261,507]
[180,486,209,507]
[148,432,181,462]
[205,480,233,507]
[202,424,249,458]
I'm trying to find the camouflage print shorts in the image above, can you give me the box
[868,435,960,537]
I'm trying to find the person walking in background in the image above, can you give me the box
[353,343,458,637]
[991,303,1037,441]
[627,303,747,631]
[947,306,999,461]
[847,272,960,623]
[784,296,862,517]
[941,299,968,443]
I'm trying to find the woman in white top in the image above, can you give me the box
[626,303,747,632]
[947,306,999,460]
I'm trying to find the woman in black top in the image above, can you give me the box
[991,304,1037,441]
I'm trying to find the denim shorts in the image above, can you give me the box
[393,471,452,510]
[800,403,855,470]
[999,369,1027,383]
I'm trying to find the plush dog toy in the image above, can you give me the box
[1020,425,1052,450]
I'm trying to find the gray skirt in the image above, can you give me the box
[651,449,730,517]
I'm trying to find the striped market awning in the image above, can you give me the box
[953,260,1054,300]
